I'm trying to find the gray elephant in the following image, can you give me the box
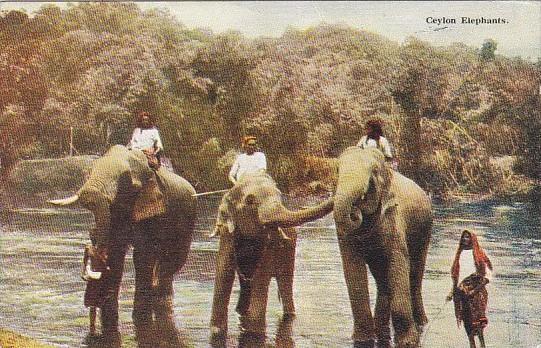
[209,173,333,342]
[333,147,432,348]
[48,145,197,348]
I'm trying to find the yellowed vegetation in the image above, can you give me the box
[0,329,55,348]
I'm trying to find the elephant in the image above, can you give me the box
[48,145,197,348]
[333,147,432,348]
[209,173,333,343]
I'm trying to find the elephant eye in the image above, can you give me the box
[244,194,256,205]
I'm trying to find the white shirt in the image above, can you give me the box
[128,127,163,152]
[459,250,493,282]
[229,152,267,181]
[357,135,393,159]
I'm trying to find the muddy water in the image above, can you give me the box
[0,197,539,347]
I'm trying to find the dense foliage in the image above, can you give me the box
[1,4,539,197]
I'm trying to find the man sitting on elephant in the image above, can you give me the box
[127,110,164,170]
[211,135,267,238]
[228,135,267,184]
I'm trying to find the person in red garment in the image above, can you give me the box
[446,229,493,348]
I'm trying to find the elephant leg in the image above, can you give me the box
[242,264,272,335]
[237,276,253,316]
[367,255,391,348]
[409,233,430,327]
[276,274,295,318]
[337,236,375,344]
[387,236,419,348]
[276,230,296,317]
[132,239,158,347]
[100,243,127,341]
[210,234,236,338]
[275,313,295,348]
[235,237,266,317]
[154,272,180,348]
[152,219,194,347]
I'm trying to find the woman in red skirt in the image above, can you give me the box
[447,230,493,348]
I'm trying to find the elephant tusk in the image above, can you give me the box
[276,227,291,240]
[84,260,102,280]
[47,194,79,206]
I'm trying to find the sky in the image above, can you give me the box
[1,1,540,61]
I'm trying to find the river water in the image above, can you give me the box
[0,196,539,348]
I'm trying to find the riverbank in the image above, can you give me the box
[1,155,538,209]
[0,328,55,348]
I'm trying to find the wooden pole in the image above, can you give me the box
[69,126,74,157]
[192,189,229,197]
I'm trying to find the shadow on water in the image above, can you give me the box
[0,196,540,347]
[210,315,295,348]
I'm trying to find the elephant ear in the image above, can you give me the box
[374,164,397,216]
[211,194,236,236]
[132,175,166,222]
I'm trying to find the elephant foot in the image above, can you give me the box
[210,325,227,337]
[238,331,266,348]
[376,339,392,348]
[354,339,375,348]
[159,331,181,348]
[282,312,296,322]
[395,329,419,348]
[135,324,157,348]
[414,313,428,328]
[83,332,100,344]
[276,316,295,348]
[210,326,227,347]
[239,315,266,337]
[99,331,121,348]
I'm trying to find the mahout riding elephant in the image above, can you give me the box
[333,147,432,348]
[48,145,197,348]
[209,173,333,343]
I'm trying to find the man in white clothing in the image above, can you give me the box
[357,119,393,160]
[210,136,266,238]
[127,111,163,169]
[228,136,267,184]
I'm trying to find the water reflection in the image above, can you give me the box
[0,197,539,347]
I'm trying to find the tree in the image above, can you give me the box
[480,39,497,62]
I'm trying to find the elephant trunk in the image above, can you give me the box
[333,179,366,236]
[258,198,334,228]
[78,185,113,250]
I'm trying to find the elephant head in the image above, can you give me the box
[333,147,396,238]
[217,174,333,282]
[220,174,334,239]
[48,145,165,257]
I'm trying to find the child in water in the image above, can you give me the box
[81,244,109,339]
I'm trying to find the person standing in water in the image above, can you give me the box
[447,229,493,348]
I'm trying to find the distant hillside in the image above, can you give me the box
[1,4,539,197]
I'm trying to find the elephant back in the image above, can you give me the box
[391,171,432,227]
[155,167,197,214]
